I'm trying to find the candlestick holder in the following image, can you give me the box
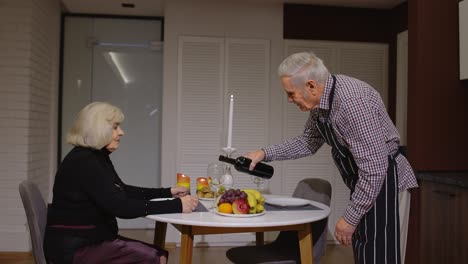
[220,147,236,189]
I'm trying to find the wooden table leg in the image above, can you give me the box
[180,225,194,264]
[153,221,167,248]
[255,232,264,246]
[298,223,313,264]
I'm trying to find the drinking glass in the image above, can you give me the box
[251,175,266,192]
[207,162,225,210]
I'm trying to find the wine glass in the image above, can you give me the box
[251,175,266,192]
[207,162,225,210]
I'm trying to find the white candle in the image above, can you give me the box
[227,94,234,148]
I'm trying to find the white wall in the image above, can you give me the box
[0,0,61,251]
[161,0,285,243]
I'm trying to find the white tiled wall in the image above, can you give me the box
[0,0,60,251]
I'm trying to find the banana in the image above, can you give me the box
[258,196,265,205]
[242,189,261,200]
[256,204,265,213]
[242,189,266,214]
[244,190,258,208]
[243,189,266,208]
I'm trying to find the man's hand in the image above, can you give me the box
[244,149,266,171]
[335,217,356,246]
[171,186,189,198]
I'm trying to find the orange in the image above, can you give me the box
[218,203,233,214]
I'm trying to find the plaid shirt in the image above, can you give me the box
[264,74,418,226]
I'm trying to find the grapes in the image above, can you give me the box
[217,189,248,206]
[240,192,247,199]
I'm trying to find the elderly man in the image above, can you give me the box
[246,51,417,264]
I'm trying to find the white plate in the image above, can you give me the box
[199,197,215,201]
[265,196,310,207]
[150,198,175,202]
[215,211,266,218]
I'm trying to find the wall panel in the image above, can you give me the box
[0,0,60,251]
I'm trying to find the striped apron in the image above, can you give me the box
[316,76,401,264]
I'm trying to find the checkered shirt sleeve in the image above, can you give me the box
[263,109,325,162]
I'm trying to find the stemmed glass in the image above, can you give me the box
[251,175,266,192]
[207,162,225,210]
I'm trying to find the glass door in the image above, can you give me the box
[92,44,162,228]
[61,17,163,228]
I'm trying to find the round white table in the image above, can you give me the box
[146,197,330,264]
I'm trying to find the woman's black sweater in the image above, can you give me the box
[46,146,182,244]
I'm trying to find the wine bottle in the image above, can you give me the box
[218,155,274,179]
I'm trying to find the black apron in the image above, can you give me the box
[316,76,401,264]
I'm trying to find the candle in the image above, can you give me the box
[227,94,234,148]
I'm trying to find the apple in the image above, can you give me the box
[232,198,250,214]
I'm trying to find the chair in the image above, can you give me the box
[19,180,48,264]
[226,178,332,264]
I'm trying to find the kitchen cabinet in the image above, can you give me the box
[417,172,468,263]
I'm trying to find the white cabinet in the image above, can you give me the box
[176,36,271,190]
[176,36,271,245]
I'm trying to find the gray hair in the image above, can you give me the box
[67,102,124,149]
[277,51,329,87]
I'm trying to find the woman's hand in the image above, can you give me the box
[244,149,266,171]
[180,195,199,213]
[171,186,189,198]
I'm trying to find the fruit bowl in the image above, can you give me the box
[215,188,266,216]
[215,210,265,217]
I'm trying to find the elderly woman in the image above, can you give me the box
[44,102,199,264]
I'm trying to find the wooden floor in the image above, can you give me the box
[0,229,354,264]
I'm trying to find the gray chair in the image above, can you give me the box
[226,178,332,264]
[19,180,48,264]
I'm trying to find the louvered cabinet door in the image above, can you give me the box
[225,38,270,189]
[177,36,225,181]
[177,36,271,245]
[177,36,226,245]
[339,43,389,107]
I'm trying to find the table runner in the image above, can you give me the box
[194,202,209,212]
[264,203,321,211]
[195,201,321,213]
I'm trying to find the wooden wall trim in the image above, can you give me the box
[283,4,392,43]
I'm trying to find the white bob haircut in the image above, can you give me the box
[277,51,329,88]
[67,102,124,149]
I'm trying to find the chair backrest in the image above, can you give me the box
[292,178,331,206]
[294,178,332,263]
[226,178,333,264]
[274,178,332,263]
[19,180,48,264]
